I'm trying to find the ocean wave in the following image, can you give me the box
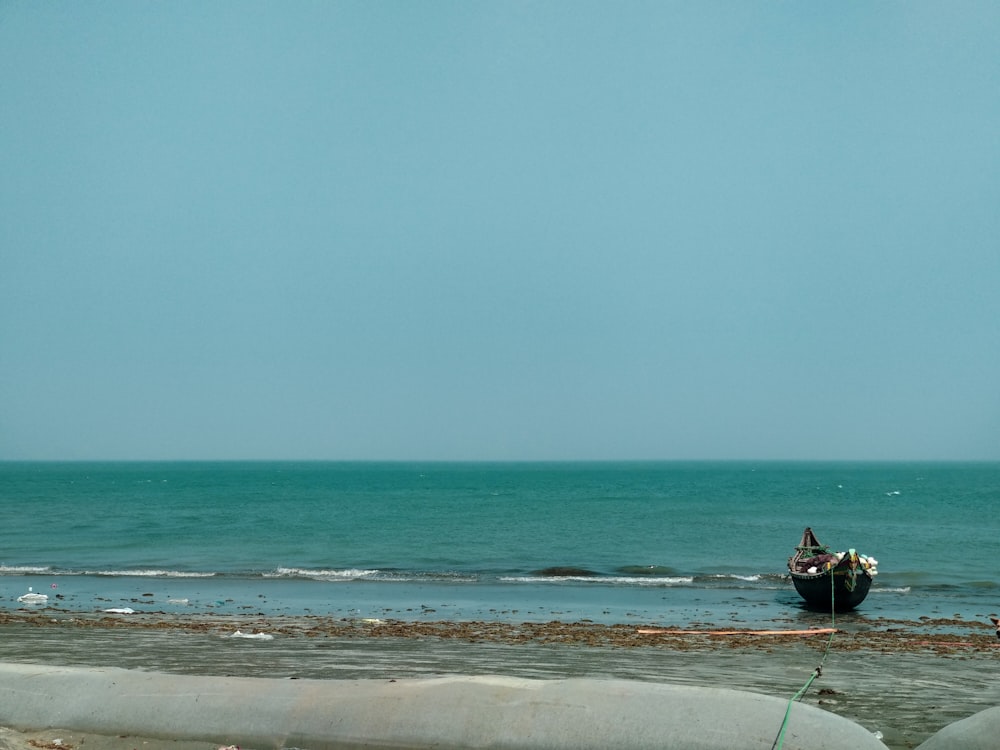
[615,565,680,576]
[2,566,217,578]
[687,573,791,587]
[265,567,480,583]
[964,580,1000,590]
[699,573,763,582]
[90,569,216,578]
[0,565,51,575]
[500,575,694,586]
[267,567,381,581]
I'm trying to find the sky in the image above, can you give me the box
[2,2,999,462]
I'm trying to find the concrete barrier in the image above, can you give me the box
[0,663,887,749]
[915,706,1000,750]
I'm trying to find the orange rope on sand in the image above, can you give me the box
[636,627,838,636]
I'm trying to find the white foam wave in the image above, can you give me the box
[267,567,380,580]
[91,569,215,578]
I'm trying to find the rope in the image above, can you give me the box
[771,564,837,750]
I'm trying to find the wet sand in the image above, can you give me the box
[2,610,999,750]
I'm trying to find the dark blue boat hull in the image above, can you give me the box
[790,568,873,611]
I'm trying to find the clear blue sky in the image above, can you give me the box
[2,2,998,461]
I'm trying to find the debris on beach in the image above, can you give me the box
[27,738,72,750]
[637,627,837,637]
[17,588,49,604]
[102,607,136,614]
[230,629,274,640]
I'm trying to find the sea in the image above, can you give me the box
[1,460,997,628]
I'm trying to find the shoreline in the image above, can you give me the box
[2,608,998,652]
[2,610,999,750]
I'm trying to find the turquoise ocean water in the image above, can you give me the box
[1,461,997,628]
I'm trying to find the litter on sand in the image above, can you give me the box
[230,630,274,640]
[17,587,49,604]
[637,627,838,636]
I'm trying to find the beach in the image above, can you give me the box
[3,462,998,748]
[2,610,1000,749]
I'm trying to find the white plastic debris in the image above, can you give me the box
[17,587,48,604]
[230,630,274,640]
[103,607,136,614]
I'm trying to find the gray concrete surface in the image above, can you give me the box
[0,663,888,749]
[915,706,1000,750]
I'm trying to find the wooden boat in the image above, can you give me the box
[787,527,877,611]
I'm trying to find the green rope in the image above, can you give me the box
[771,564,837,750]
